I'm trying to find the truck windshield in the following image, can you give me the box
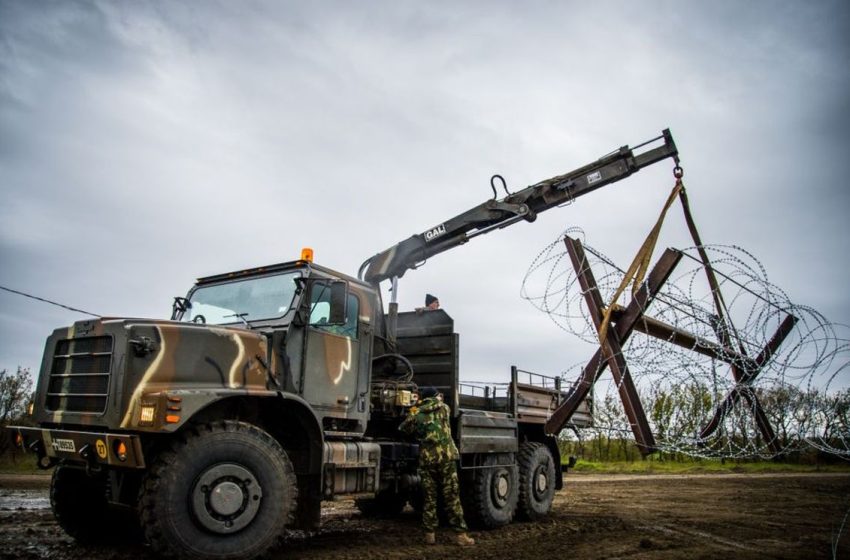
[183,272,300,325]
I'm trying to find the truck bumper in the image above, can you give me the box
[11,426,146,469]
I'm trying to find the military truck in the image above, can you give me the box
[12,130,679,559]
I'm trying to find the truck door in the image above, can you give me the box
[301,281,368,434]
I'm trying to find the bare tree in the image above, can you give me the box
[0,367,34,458]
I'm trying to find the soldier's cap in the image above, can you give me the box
[425,294,438,306]
[419,386,439,399]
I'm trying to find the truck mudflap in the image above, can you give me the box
[12,426,146,469]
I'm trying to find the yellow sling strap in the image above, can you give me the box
[596,178,683,346]
[596,165,742,354]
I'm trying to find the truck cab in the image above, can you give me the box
[173,258,382,437]
[14,256,392,556]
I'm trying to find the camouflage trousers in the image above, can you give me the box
[419,460,468,533]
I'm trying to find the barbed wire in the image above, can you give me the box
[522,229,850,459]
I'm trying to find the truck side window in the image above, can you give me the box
[309,285,359,339]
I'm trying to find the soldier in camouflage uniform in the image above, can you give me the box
[400,387,475,546]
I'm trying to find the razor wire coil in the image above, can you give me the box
[522,230,850,460]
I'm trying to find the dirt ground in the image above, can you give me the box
[1,472,849,560]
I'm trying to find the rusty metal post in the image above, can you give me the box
[699,314,797,454]
[544,237,684,454]
[545,238,682,441]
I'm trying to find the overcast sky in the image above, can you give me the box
[1,1,848,388]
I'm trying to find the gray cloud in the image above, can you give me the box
[1,0,848,386]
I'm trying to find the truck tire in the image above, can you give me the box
[517,442,556,520]
[138,421,297,560]
[462,453,518,529]
[355,490,407,517]
[51,466,137,543]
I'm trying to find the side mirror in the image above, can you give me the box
[172,297,191,320]
[328,281,348,325]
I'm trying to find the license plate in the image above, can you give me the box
[51,438,76,453]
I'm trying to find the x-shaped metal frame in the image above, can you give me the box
[545,236,682,453]
[545,236,796,457]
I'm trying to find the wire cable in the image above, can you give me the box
[0,285,102,318]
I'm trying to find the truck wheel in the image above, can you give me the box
[138,421,297,560]
[517,442,556,520]
[51,466,127,543]
[462,453,518,529]
[355,490,407,517]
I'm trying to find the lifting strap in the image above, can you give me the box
[596,166,739,351]
[596,176,682,346]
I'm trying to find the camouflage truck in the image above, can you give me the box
[11,130,679,559]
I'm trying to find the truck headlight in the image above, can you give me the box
[140,405,156,425]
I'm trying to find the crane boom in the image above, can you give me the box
[359,129,679,284]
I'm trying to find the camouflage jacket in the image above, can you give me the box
[399,397,459,465]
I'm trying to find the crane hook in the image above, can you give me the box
[490,174,510,199]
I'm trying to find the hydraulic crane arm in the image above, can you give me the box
[359,129,679,284]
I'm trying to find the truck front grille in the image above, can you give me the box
[46,336,113,414]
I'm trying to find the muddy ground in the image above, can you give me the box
[1,472,849,560]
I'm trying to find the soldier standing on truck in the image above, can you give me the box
[416,294,441,313]
[400,386,475,546]
[424,294,440,310]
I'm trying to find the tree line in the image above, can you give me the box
[559,381,850,463]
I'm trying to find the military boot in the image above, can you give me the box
[424,532,436,545]
[455,532,475,546]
